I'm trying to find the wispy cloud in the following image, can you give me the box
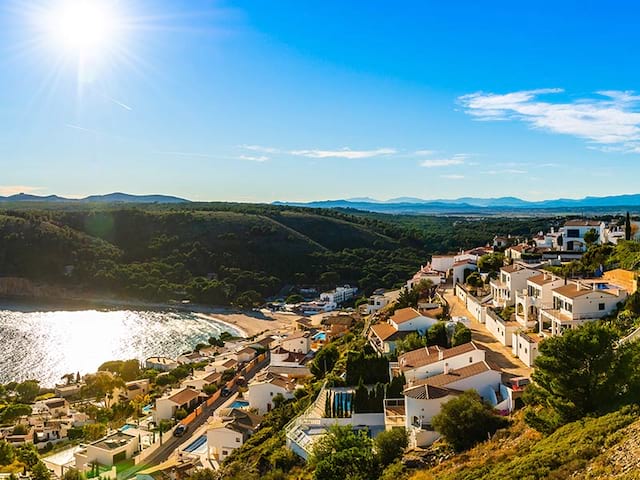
[289,148,396,159]
[0,185,44,196]
[239,145,396,159]
[238,155,269,162]
[414,149,436,156]
[440,174,465,180]
[239,145,279,154]
[420,154,468,168]
[459,89,640,152]
[483,169,528,175]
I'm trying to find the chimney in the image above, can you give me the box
[438,350,444,361]
[444,362,450,375]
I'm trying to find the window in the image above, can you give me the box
[236,437,241,443]
[270,392,273,396]
[567,229,580,238]
[222,450,228,456]
[599,303,605,311]
[469,356,473,363]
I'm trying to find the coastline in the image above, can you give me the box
[0,293,296,340]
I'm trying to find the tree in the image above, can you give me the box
[119,359,141,381]
[234,290,263,309]
[0,440,15,466]
[188,469,217,480]
[584,228,599,245]
[451,322,472,347]
[62,469,83,480]
[16,380,40,403]
[524,322,626,433]
[83,371,123,407]
[16,444,39,468]
[426,322,449,348]
[285,294,304,304]
[82,423,107,441]
[319,271,340,286]
[0,404,32,423]
[272,393,286,408]
[310,344,339,378]
[478,253,505,273]
[626,211,632,241]
[31,462,51,480]
[466,271,483,289]
[374,427,408,466]
[311,425,380,480]
[432,391,509,452]
[394,332,427,355]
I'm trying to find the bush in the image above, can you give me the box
[451,322,472,347]
[374,427,408,466]
[432,391,510,452]
[0,440,15,466]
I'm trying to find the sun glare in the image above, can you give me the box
[42,0,121,58]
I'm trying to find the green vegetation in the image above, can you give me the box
[523,322,640,433]
[394,322,472,355]
[432,391,510,452]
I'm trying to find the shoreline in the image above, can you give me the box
[0,293,296,340]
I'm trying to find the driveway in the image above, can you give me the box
[443,287,531,378]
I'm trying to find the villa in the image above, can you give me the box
[154,388,203,421]
[206,409,263,462]
[247,371,297,414]
[74,431,139,470]
[368,307,439,354]
[490,264,540,308]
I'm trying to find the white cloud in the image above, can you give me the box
[420,154,468,168]
[440,174,465,180]
[0,185,44,196]
[414,149,436,156]
[239,145,396,159]
[289,148,396,159]
[238,155,269,162]
[240,145,279,154]
[459,89,640,151]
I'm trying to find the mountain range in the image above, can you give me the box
[273,194,640,214]
[0,192,189,204]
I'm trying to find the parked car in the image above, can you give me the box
[235,376,246,386]
[173,424,188,437]
[221,387,232,397]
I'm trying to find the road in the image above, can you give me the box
[442,287,532,378]
[141,356,269,467]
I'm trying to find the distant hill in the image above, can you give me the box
[0,192,190,204]
[274,194,640,214]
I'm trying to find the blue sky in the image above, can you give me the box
[1,0,640,202]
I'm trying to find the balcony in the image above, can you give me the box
[384,399,406,429]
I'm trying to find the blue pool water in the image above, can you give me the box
[142,404,152,414]
[121,424,134,431]
[184,435,207,453]
[230,400,249,409]
[313,332,327,341]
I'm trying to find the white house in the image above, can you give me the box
[395,342,486,384]
[280,331,311,354]
[74,431,138,470]
[399,361,506,447]
[540,279,628,336]
[145,356,178,372]
[320,285,358,307]
[177,351,208,365]
[247,372,296,414]
[234,347,258,363]
[430,255,456,274]
[154,388,203,421]
[511,331,542,367]
[206,409,262,462]
[451,259,478,286]
[368,308,439,354]
[32,398,69,418]
[490,264,541,307]
[118,379,150,402]
[389,308,439,333]
[362,294,390,315]
[407,265,444,289]
[485,308,519,347]
[514,272,564,329]
[560,219,605,251]
[183,371,222,392]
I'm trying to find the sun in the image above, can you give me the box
[41,0,121,59]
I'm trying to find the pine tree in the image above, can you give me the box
[626,211,632,241]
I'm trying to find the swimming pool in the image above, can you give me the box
[184,435,207,454]
[229,400,249,409]
[120,424,134,431]
[313,332,326,341]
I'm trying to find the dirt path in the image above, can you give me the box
[444,287,531,378]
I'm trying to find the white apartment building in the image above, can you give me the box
[514,272,565,329]
[319,285,358,307]
[490,264,540,307]
[540,279,628,336]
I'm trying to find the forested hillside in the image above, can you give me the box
[0,203,560,306]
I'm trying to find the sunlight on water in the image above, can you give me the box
[0,306,240,386]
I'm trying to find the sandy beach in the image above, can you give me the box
[196,311,297,338]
